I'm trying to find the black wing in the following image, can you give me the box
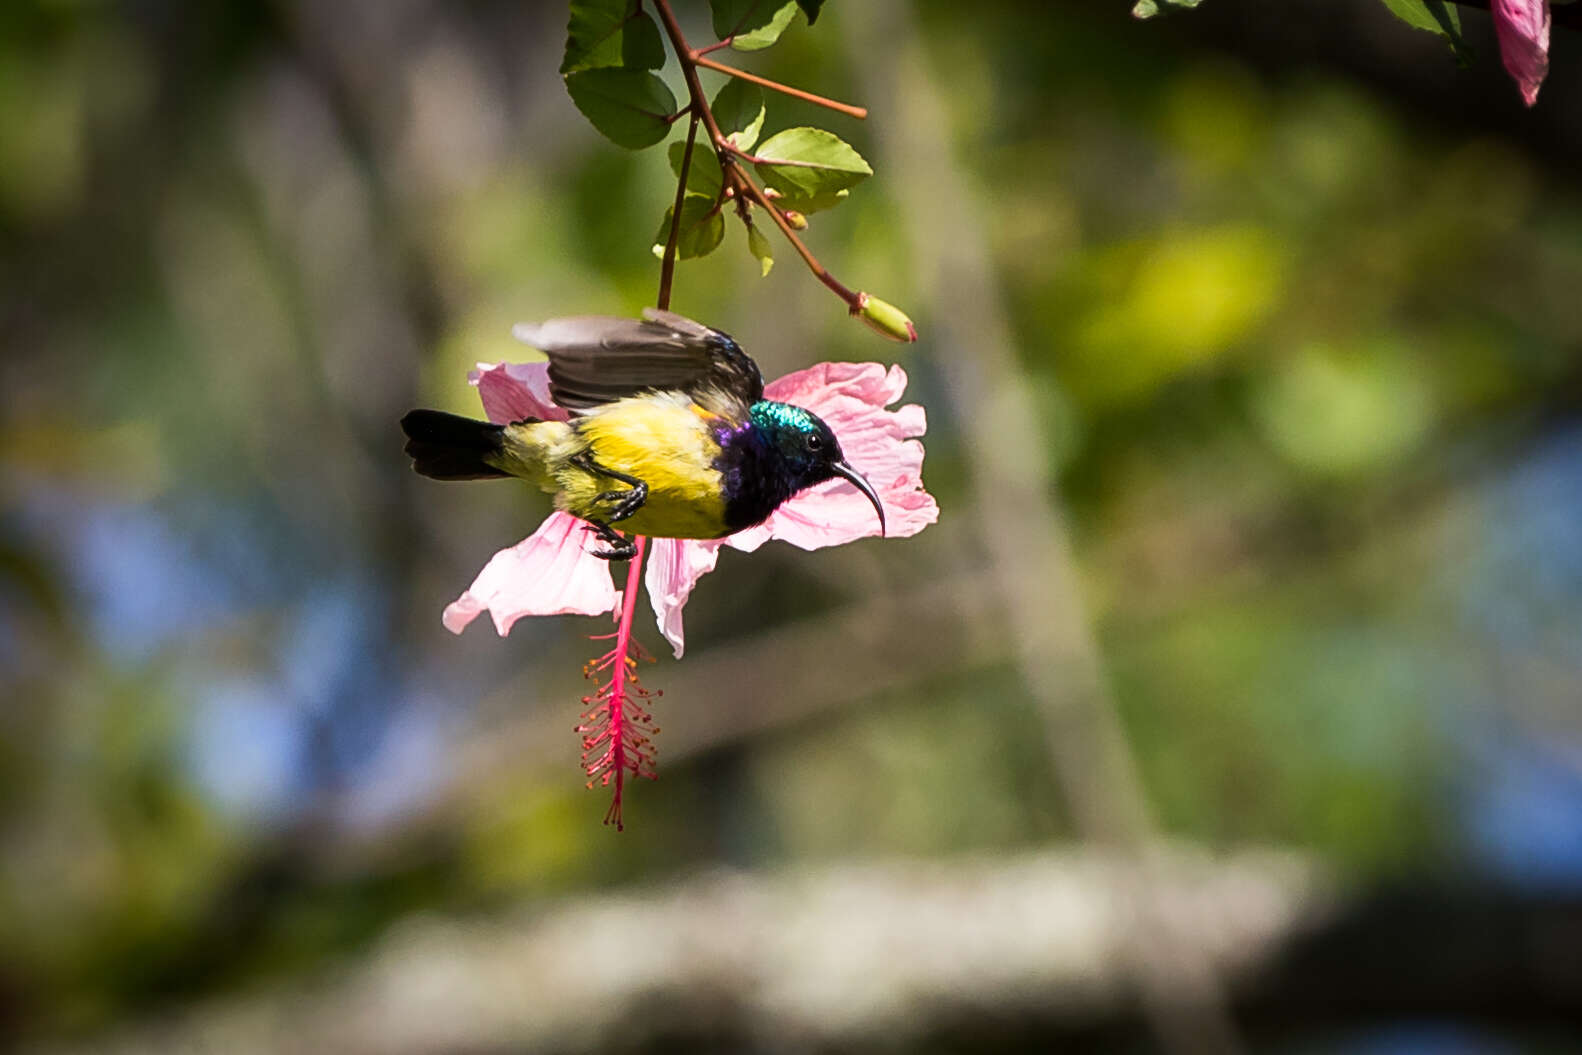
[512,308,763,414]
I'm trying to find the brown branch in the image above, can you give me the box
[657,110,699,312]
[732,170,861,308]
[652,1,732,149]
[691,53,868,120]
[649,0,865,313]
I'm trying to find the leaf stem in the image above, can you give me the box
[690,53,868,120]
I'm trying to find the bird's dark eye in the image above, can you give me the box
[807,434,823,451]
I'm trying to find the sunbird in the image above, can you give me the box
[401,309,885,560]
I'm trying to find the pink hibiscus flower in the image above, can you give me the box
[440,357,938,657]
[1493,0,1550,107]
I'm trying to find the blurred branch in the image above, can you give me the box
[272,1,446,351]
[39,849,1324,1055]
[844,4,1247,1054]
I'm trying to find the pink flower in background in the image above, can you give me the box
[1493,0,1550,106]
[442,359,937,656]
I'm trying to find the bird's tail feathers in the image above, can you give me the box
[402,409,524,480]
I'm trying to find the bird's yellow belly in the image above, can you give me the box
[576,488,729,539]
[553,394,732,540]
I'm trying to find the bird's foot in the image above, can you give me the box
[584,520,638,561]
[571,451,650,524]
[595,481,649,523]
[593,539,638,561]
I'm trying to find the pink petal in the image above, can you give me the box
[735,361,938,552]
[723,521,774,554]
[644,537,723,658]
[443,512,618,635]
[469,361,568,425]
[763,361,908,411]
[753,473,939,551]
[1493,0,1550,107]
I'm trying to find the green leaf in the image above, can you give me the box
[652,194,725,260]
[710,0,800,51]
[746,221,774,277]
[751,126,871,213]
[561,0,666,74]
[667,140,723,199]
[1378,0,1470,61]
[564,69,677,150]
[1379,0,1456,33]
[711,79,765,153]
[795,0,825,25]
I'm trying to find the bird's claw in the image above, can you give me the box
[595,482,649,523]
[572,452,649,524]
[583,520,637,561]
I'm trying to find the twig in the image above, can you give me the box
[650,0,865,313]
[691,53,868,120]
[733,172,861,308]
[657,110,700,312]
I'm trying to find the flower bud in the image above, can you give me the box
[782,209,808,230]
[853,292,918,343]
[1493,0,1550,106]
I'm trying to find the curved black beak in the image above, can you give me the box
[831,461,886,536]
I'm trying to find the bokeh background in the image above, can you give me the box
[4,0,1582,1051]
